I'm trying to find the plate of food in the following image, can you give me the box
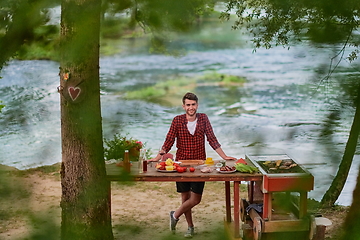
[217,166,237,174]
[157,169,177,173]
[156,159,181,172]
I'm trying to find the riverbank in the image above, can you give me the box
[0,163,347,240]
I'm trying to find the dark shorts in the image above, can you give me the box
[176,182,205,195]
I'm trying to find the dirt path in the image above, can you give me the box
[0,164,347,240]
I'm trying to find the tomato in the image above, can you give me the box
[182,167,187,172]
[177,167,184,173]
[189,167,195,172]
[236,158,247,165]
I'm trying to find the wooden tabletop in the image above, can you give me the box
[106,162,262,182]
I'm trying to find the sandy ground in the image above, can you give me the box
[0,164,347,240]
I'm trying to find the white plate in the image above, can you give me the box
[157,169,177,173]
[215,163,223,168]
[159,161,182,165]
[216,169,236,174]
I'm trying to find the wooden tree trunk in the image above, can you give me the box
[320,85,360,208]
[59,0,113,239]
[339,85,360,239]
[341,163,360,239]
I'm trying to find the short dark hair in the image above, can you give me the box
[182,92,198,104]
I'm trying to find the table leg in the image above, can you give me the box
[107,180,112,214]
[299,191,307,219]
[234,181,240,238]
[248,181,254,203]
[225,181,231,222]
[262,192,272,221]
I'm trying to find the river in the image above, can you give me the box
[0,25,359,206]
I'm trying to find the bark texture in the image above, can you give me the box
[341,163,360,239]
[320,85,360,208]
[59,0,113,239]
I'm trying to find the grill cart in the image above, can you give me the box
[244,154,315,240]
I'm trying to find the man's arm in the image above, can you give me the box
[215,147,237,160]
[202,114,236,160]
[148,117,178,162]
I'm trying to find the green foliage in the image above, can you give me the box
[125,72,246,101]
[16,24,60,60]
[0,0,57,67]
[0,0,219,62]
[220,0,360,59]
[0,101,4,113]
[234,163,258,173]
[101,17,131,39]
[129,0,215,32]
[199,71,246,84]
[106,0,216,54]
[126,84,167,99]
[18,163,61,176]
[27,213,60,240]
[104,133,145,161]
[125,76,193,100]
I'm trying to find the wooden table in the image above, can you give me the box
[106,162,262,239]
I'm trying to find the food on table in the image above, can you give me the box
[177,167,185,173]
[234,163,258,173]
[180,160,205,166]
[260,159,300,173]
[205,157,214,165]
[275,160,282,167]
[200,167,213,173]
[156,161,166,170]
[165,158,174,166]
[219,165,236,172]
[189,167,195,172]
[156,158,180,171]
[165,165,175,171]
[235,158,247,165]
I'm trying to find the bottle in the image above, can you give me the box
[142,149,147,173]
[123,150,130,172]
[138,149,144,173]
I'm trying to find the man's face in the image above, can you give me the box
[183,99,198,117]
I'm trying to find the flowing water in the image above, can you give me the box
[1,27,360,206]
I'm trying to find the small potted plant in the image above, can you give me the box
[104,133,144,162]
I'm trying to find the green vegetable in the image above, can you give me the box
[235,163,258,173]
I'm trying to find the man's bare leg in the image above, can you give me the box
[174,191,202,227]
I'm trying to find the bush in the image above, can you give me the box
[104,134,144,162]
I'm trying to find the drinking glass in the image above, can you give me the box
[159,147,165,161]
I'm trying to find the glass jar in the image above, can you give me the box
[138,149,147,173]
[123,150,130,172]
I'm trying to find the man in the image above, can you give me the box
[149,92,236,238]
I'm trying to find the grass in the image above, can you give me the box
[0,163,347,240]
[124,71,246,103]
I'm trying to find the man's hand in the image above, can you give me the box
[148,157,159,162]
[215,147,237,161]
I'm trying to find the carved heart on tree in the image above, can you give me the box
[68,86,81,101]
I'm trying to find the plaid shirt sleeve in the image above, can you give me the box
[162,116,179,153]
[162,113,221,160]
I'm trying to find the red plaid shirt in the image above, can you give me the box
[162,113,221,160]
